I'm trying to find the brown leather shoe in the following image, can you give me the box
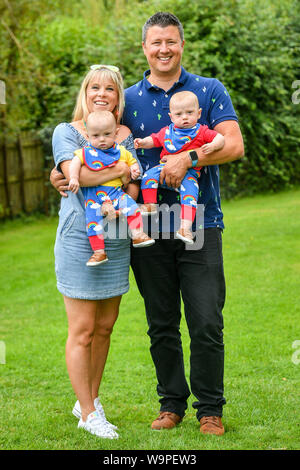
[199,416,225,436]
[151,412,182,430]
[132,232,155,248]
[86,252,108,267]
[140,203,158,215]
[175,227,194,245]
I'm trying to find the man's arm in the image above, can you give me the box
[159,121,244,188]
[50,160,131,197]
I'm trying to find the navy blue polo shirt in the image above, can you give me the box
[123,66,238,231]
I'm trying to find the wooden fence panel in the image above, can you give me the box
[0,133,47,218]
[21,134,45,213]
[5,141,22,216]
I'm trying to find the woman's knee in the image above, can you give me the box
[68,326,95,348]
[94,321,115,340]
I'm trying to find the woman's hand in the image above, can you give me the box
[50,167,69,197]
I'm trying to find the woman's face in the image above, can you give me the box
[86,75,119,115]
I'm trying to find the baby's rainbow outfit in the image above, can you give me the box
[141,123,217,222]
[74,143,142,251]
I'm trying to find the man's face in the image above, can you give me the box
[142,25,184,77]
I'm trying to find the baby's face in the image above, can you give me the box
[87,119,117,150]
[169,97,201,129]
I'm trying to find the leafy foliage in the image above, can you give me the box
[1,0,299,197]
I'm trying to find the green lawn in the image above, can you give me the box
[0,189,299,450]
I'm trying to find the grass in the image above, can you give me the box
[0,189,299,450]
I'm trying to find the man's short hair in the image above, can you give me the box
[142,12,184,43]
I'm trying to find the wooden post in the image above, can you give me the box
[16,134,26,213]
[2,141,12,218]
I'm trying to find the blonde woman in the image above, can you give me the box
[51,66,137,439]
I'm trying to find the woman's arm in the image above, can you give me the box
[50,161,131,197]
[159,120,244,188]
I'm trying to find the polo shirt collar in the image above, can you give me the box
[142,66,188,91]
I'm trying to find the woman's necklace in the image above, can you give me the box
[81,119,89,139]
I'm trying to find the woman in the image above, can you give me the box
[52,65,136,439]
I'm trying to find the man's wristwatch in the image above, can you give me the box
[188,150,198,167]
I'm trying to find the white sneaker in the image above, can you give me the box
[78,410,119,439]
[72,397,118,430]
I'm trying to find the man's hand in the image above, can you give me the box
[50,167,69,197]
[159,152,191,188]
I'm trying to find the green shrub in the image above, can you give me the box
[1,0,299,197]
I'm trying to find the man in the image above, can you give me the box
[122,12,244,435]
[51,12,244,436]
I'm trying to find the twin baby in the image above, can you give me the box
[69,91,225,266]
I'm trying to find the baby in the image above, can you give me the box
[134,91,225,244]
[69,110,154,266]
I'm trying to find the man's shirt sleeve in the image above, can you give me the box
[208,79,238,128]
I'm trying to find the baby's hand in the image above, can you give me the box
[134,138,143,149]
[201,143,215,154]
[130,163,141,180]
[69,178,80,194]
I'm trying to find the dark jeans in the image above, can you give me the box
[130,228,226,420]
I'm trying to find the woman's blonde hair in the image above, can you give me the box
[72,67,125,124]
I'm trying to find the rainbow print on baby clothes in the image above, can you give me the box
[91,160,104,170]
[179,135,192,144]
[163,123,201,154]
[183,194,197,206]
[187,176,197,183]
[96,190,109,201]
[85,199,96,208]
[164,138,176,151]
[87,221,98,230]
[165,138,173,147]
[144,178,158,188]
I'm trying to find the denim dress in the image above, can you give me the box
[52,123,136,300]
